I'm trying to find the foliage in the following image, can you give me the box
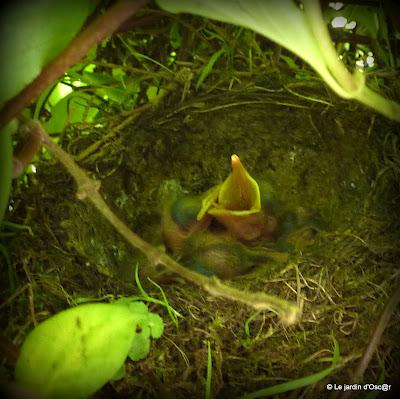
[206,340,213,399]
[0,0,98,221]
[156,0,400,121]
[0,0,98,108]
[115,300,163,361]
[15,301,163,399]
[324,3,395,69]
[196,47,226,90]
[134,265,182,328]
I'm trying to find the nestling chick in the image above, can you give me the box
[197,154,279,241]
[160,181,211,254]
[179,231,273,279]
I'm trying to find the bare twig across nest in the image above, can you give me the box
[20,118,302,325]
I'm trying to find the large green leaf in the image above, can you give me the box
[156,0,400,121]
[15,303,138,399]
[0,0,99,108]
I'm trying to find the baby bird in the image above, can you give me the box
[197,154,279,242]
[159,157,325,280]
[160,180,211,254]
[179,231,274,279]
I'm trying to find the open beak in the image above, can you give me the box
[216,154,261,212]
[197,154,273,241]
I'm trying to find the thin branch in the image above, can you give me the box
[0,0,149,130]
[353,285,400,381]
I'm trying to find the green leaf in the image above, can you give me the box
[146,85,167,103]
[169,21,182,49]
[45,92,98,133]
[34,84,56,119]
[0,0,99,108]
[112,67,126,81]
[114,298,164,360]
[47,82,74,107]
[206,341,212,399]
[279,54,299,70]
[148,313,164,339]
[79,71,115,86]
[96,87,129,105]
[128,324,151,361]
[15,303,138,399]
[86,46,98,62]
[0,121,17,222]
[127,303,164,360]
[196,47,225,90]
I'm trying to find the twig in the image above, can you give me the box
[75,104,152,162]
[0,0,149,130]
[204,279,300,325]
[27,119,301,325]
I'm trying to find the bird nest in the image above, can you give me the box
[2,13,400,398]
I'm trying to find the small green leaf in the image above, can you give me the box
[169,21,182,49]
[196,47,225,90]
[96,87,129,105]
[80,71,115,86]
[15,303,138,399]
[112,67,126,80]
[146,85,167,103]
[279,54,299,70]
[47,82,73,107]
[206,341,212,399]
[115,299,164,360]
[128,328,151,361]
[148,313,164,339]
[45,92,98,133]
